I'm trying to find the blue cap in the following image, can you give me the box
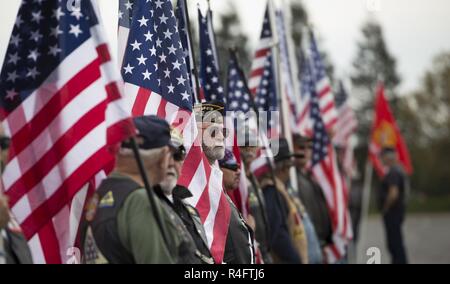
[122,115,174,150]
[218,149,239,171]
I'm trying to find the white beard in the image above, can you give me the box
[160,177,177,196]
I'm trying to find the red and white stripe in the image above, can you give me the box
[177,116,231,264]
[296,93,312,137]
[312,145,352,263]
[225,117,249,219]
[315,77,338,132]
[333,104,357,147]
[1,22,132,264]
[333,103,358,177]
[296,80,337,137]
[249,38,272,96]
[249,128,274,179]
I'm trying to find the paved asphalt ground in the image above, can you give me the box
[354,213,450,264]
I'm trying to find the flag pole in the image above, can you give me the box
[182,0,202,103]
[357,159,373,264]
[206,0,220,71]
[129,137,170,246]
[268,0,299,192]
[281,0,302,117]
[0,142,5,264]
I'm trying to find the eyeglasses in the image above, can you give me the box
[172,147,186,162]
[0,136,10,150]
[221,164,239,172]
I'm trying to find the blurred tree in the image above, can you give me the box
[290,0,308,46]
[351,19,401,143]
[290,0,335,83]
[214,2,250,86]
[396,52,450,196]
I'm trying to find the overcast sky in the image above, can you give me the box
[1,0,450,94]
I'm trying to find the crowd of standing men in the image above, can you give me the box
[0,99,408,264]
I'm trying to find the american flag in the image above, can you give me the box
[248,7,273,97]
[296,50,313,136]
[251,7,279,139]
[198,8,224,102]
[117,0,134,67]
[227,50,273,180]
[253,54,280,139]
[120,0,193,120]
[333,81,357,177]
[308,62,352,263]
[275,10,299,135]
[175,0,198,102]
[244,5,277,178]
[0,0,133,263]
[119,0,231,264]
[225,52,252,219]
[307,31,338,133]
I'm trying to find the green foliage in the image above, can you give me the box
[290,1,335,83]
[214,2,250,85]
[351,20,401,145]
[397,52,450,196]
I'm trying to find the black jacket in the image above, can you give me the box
[223,194,255,264]
[157,185,214,264]
[296,171,333,247]
[2,227,33,264]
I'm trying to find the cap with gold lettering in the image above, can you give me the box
[194,100,225,123]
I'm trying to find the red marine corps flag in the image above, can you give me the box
[369,83,413,177]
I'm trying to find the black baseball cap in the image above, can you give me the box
[218,148,239,171]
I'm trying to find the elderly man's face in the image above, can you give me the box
[201,115,225,163]
[160,148,185,195]
[239,146,259,165]
[140,146,171,185]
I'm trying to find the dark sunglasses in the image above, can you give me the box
[204,125,229,139]
[0,136,10,149]
[172,146,186,162]
[221,164,239,172]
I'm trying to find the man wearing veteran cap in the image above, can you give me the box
[195,101,227,165]
[156,127,214,264]
[195,101,255,264]
[237,127,273,264]
[260,137,307,263]
[292,134,333,260]
[218,149,255,264]
[80,116,193,264]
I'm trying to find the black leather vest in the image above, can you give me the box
[79,176,141,264]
